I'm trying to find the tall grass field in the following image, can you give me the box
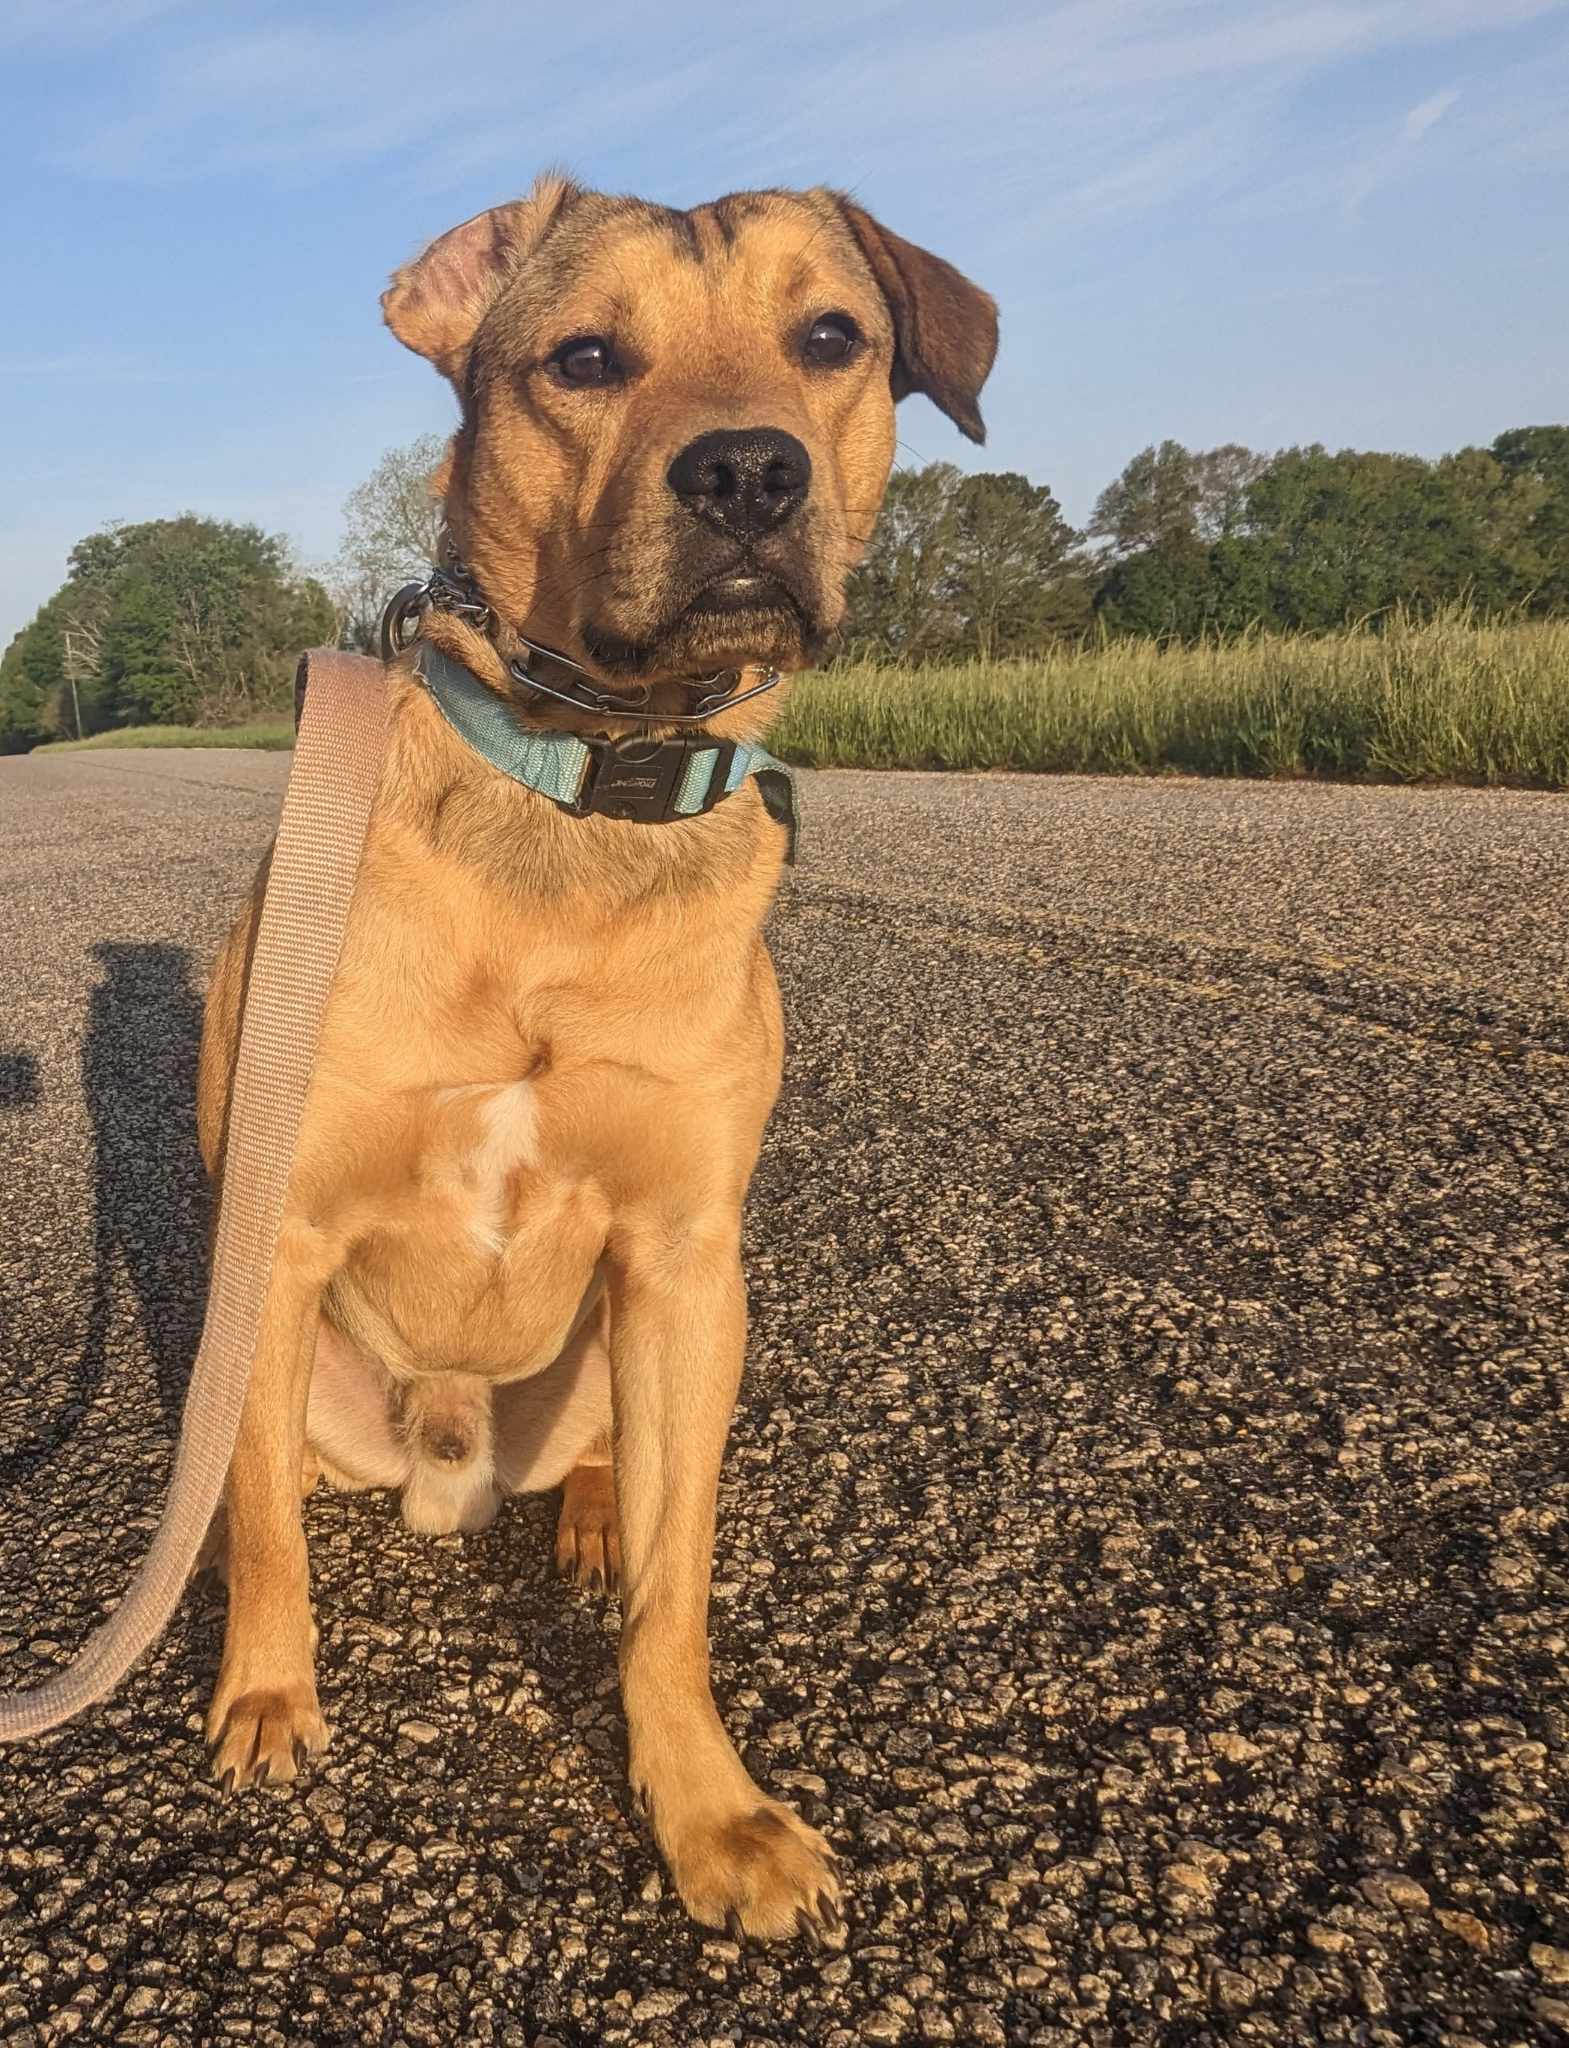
[773,609,1569,788]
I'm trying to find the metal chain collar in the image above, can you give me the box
[379,562,783,728]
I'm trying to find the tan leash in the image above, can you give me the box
[0,649,388,1743]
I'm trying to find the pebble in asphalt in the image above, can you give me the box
[0,748,1566,2047]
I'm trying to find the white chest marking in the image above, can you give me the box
[434,1081,539,1256]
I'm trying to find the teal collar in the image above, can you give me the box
[412,640,796,857]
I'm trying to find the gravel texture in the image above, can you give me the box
[1,748,1566,2047]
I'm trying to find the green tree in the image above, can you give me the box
[1237,444,1548,630]
[1093,531,1219,639]
[0,631,49,753]
[844,463,1088,659]
[1492,424,1569,491]
[950,472,1091,655]
[1088,441,1202,558]
[843,463,966,658]
[1088,442,1269,639]
[1193,444,1269,541]
[1206,533,1275,632]
[1491,425,1569,610]
[0,514,335,750]
[331,433,447,650]
[0,600,74,745]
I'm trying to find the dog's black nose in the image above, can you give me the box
[667,427,811,537]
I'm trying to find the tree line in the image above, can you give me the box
[3,424,1566,750]
[842,427,1569,657]
[0,518,334,751]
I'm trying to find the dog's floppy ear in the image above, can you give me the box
[832,197,998,445]
[382,172,580,384]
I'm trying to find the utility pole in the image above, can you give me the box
[61,624,98,741]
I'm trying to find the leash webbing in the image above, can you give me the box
[0,650,388,1742]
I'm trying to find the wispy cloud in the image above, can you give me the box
[12,0,185,41]
[0,349,176,383]
[1405,85,1463,142]
[1024,124,1245,234]
[39,0,1569,212]
[1339,84,1463,218]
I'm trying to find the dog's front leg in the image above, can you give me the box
[206,1221,336,1789]
[609,1217,841,1942]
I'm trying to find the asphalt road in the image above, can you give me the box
[1,748,1567,2047]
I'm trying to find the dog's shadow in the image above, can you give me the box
[0,1052,41,1111]
[0,942,209,1488]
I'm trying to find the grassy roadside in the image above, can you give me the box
[25,611,1569,787]
[773,609,1569,788]
[34,722,294,753]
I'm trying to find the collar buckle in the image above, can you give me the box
[570,734,735,825]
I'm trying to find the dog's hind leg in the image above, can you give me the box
[492,1294,613,1494]
[492,1294,620,1589]
[556,1442,620,1593]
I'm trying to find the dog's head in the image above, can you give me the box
[383,176,997,693]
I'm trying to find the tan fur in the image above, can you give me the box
[196,176,995,1940]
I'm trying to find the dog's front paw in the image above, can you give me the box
[206,1677,328,1791]
[653,1793,843,1943]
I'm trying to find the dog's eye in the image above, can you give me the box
[802,314,860,368]
[551,336,619,387]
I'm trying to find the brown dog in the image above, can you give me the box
[197,174,996,1940]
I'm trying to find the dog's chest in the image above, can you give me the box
[422,1080,541,1256]
[329,1064,607,1380]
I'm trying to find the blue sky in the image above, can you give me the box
[5,0,1567,642]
